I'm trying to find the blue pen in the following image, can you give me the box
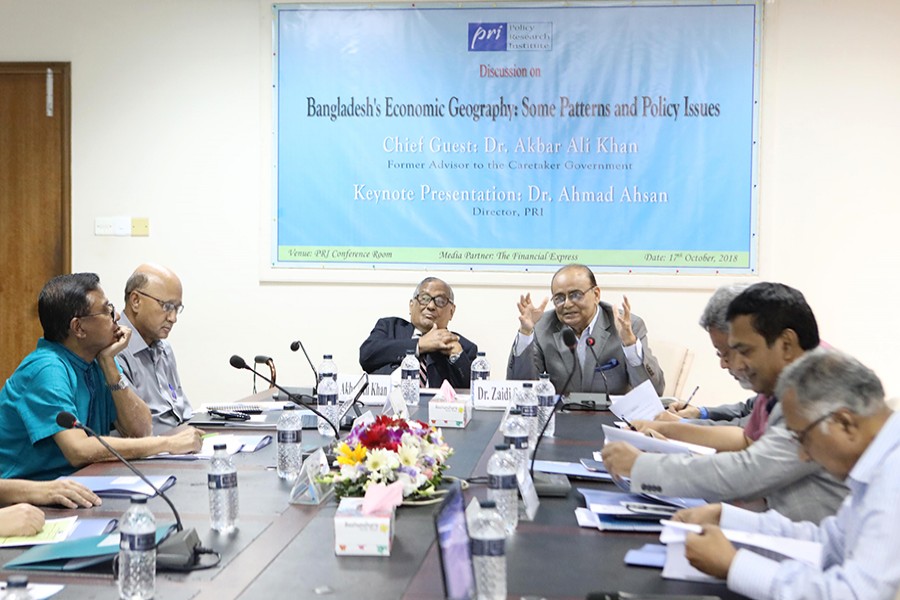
[168,383,177,400]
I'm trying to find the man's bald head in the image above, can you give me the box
[124,264,184,345]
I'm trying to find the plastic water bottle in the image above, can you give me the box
[486,444,519,535]
[208,443,239,533]
[400,349,421,406]
[317,355,339,437]
[535,372,557,438]
[516,382,540,449]
[3,575,34,600]
[470,500,507,600]
[502,408,529,474]
[118,495,155,600]
[471,351,490,383]
[277,405,303,480]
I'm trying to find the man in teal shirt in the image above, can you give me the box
[0,273,202,480]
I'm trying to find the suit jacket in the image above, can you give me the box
[359,317,478,389]
[629,402,849,523]
[506,301,664,395]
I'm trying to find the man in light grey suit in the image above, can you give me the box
[602,282,848,523]
[506,264,664,396]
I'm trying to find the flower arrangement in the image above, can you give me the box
[322,415,453,500]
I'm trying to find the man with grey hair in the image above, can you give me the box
[664,283,755,421]
[117,264,192,433]
[359,277,478,388]
[676,348,900,600]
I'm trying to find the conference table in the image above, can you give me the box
[0,390,743,599]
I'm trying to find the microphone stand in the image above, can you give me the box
[529,328,578,496]
[230,355,339,439]
[290,340,319,395]
[56,413,208,571]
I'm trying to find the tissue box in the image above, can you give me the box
[334,497,395,556]
[428,395,472,428]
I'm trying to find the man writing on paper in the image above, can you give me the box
[602,283,847,522]
[0,273,203,481]
[507,264,664,396]
[676,349,900,600]
[359,277,478,388]
[0,479,103,536]
[116,264,193,434]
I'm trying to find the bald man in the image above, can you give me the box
[117,264,192,433]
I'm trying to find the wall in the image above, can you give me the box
[2,0,898,408]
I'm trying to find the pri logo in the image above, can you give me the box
[468,23,507,52]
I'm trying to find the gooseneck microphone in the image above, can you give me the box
[290,340,319,394]
[528,327,578,495]
[558,327,579,395]
[586,337,619,409]
[55,411,207,571]
[229,354,339,438]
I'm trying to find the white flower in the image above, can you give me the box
[396,442,420,467]
[365,448,400,476]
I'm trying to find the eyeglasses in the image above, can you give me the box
[790,411,835,445]
[136,290,185,315]
[551,288,595,307]
[80,302,116,319]
[413,293,453,309]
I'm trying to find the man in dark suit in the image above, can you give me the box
[506,264,664,395]
[359,277,478,389]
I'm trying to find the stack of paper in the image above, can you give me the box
[608,379,666,422]
[602,425,716,456]
[575,488,705,533]
[62,475,176,498]
[144,433,272,460]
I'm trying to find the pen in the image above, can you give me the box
[621,417,638,431]
[683,385,700,407]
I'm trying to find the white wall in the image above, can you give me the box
[2,0,899,407]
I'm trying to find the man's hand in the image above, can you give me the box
[165,426,204,455]
[417,323,461,356]
[0,504,45,537]
[98,324,132,361]
[600,442,642,478]
[685,525,737,580]
[22,480,102,509]
[665,401,702,420]
[655,409,683,422]
[517,293,548,336]
[613,296,638,346]
[671,503,723,525]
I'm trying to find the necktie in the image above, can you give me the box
[419,357,428,386]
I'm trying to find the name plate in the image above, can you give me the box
[338,373,391,405]
[471,380,522,410]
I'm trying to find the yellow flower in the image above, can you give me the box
[336,442,367,466]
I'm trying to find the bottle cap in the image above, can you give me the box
[477,351,486,356]
[479,499,497,509]
[6,575,28,588]
[406,349,415,354]
[283,404,295,410]
[214,443,227,450]
[523,382,533,388]
[129,495,148,504]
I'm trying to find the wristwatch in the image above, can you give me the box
[448,352,462,364]
[108,377,130,392]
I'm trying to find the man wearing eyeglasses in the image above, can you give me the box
[507,263,664,395]
[0,273,202,481]
[116,264,192,434]
[359,277,478,388]
[602,282,848,523]
[675,349,900,600]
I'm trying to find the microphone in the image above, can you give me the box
[558,327,579,396]
[587,337,619,409]
[55,411,206,571]
[528,327,578,497]
[229,355,339,439]
[290,340,319,394]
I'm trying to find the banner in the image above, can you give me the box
[274,2,761,273]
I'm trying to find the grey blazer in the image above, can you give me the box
[506,301,664,396]
[629,402,849,523]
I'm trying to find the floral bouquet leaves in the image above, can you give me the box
[320,415,453,502]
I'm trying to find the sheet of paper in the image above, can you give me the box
[602,424,716,456]
[0,516,78,548]
[532,459,612,481]
[608,379,665,422]
[624,543,667,568]
[0,582,65,600]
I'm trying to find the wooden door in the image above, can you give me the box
[0,63,70,379]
